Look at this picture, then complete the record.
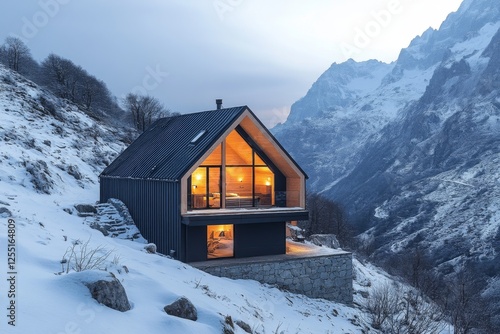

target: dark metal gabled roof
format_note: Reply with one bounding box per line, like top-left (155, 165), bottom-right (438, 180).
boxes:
top-left (101, 106), bottom-right (248, 180)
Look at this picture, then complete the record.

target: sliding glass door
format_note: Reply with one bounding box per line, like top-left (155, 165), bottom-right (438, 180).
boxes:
top-left (191, 166), bottom-right (221, 209)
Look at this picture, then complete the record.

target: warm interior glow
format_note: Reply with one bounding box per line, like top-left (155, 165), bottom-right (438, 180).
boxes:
top-left (207, 224), bottom-right (234, 259)
top-left (190, 129), bottom-right (275, 209)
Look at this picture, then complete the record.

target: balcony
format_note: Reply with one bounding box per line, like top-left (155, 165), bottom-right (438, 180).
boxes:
top-left (183, 191), bottom-right (308, 226)
top-left (188, 191), bottom-right (300, 211)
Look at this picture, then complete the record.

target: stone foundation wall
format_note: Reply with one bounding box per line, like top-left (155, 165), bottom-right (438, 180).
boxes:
top-left (198, 253), bottom-right (353, 304)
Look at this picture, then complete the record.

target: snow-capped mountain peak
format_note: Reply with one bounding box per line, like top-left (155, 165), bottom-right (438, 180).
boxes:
top-left (274, 0), bottom-right (500, 329)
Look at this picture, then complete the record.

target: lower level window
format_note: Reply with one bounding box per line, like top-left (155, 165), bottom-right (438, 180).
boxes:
top-left (207, 224), bottom-right (234, 259)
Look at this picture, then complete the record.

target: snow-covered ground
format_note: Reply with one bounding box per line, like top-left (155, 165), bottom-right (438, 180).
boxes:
top-left (0, 185), bottom-right (375, 334)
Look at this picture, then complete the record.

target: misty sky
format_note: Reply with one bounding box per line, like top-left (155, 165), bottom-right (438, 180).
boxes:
top-left (0, 0), bottom-right (463, 127)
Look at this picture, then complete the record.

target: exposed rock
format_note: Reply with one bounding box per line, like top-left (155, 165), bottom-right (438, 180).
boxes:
top-left (67, 164), bottom-right (83, 180)
top-left (287, 223), bottom-right (305, 242)
top-left (223, 315), bottom-right (235, 334)
top-left (63, 207), bottom-right (73, 215)
top-left (24, 159), bottom-right (53, 194)
top-left (164, 297), bottom-right (197, 321)
top-left (308, 234), bottom-right (341, 249)
top-left (75, 204), bottom-right (97, 216)
top-left (0, 207), bottom-right (12, 218)
top-left (89, 222), bottom-right (109, 236)
top-left (85, 277), bottom-right (131, 312)
top-left (235, 320), bottom-right (252, 333)
top-left (144, 243), bottom-right (157, 253)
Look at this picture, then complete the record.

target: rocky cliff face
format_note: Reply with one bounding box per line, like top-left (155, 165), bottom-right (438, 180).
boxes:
top-left (274, 0), bottom-right (500, 328)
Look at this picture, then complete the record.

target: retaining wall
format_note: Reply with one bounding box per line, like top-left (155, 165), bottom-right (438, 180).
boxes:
top-left (195, 252), bottom-right (353, 304)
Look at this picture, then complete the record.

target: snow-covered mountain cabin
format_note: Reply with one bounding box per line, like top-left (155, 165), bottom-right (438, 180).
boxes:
top-left (100, 101), bottom-right (308, 262)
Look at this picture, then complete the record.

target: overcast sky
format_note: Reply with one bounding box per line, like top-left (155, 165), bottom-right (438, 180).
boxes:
top-left (0, 0), bottom-right (463, 127)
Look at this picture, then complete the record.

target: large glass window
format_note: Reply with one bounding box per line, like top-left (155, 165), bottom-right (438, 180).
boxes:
top-left (189, 129), bottom-right (275, 210)
top-left (255, 166), bottom-right (274, 206)
top-left (191, 166), bottom-right (221, 209)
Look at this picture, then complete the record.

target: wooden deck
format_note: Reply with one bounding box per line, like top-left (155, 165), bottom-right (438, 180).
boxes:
top-left (189, 240), bottom-right (349, 269)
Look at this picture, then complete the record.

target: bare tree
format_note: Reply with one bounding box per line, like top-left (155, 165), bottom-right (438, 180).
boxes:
top-left (40, 53), bottom-right (116, 116)
top-left (366, 283), bottom-right (400, 330)
top-left (0, 37), bottom-right (39, 78)
top-left (367, 283), bottom-right (446, 334)
top-left (303, 192), bottom-right (352, 247)
top-left (0, 37), bottom-right (31, 72)
top-left (123, 93), bottom-right (171, 132)
top-left (40, 54), bottom-right (78, 99)
top-left (443, 269), bottom-right (491, 334)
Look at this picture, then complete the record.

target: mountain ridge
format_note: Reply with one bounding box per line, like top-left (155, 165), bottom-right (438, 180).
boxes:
top-left (273, 0), bottom-right (500, 330)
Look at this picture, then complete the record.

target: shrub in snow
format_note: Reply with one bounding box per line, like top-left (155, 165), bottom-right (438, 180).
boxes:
top-left (24, 159), bottom-right (54, 194)
top-left (85, 275), bottom-right (131, 312)
top-left (2, 73), bottom-right (15, 85)
top-left (366, 283), bottom-right (445, 333)
top-left (61, 238), bottom-right (113, 273)
top-left (37, 96), bottom-right (58, 118)
top-left (164, 297), bottom-right (198, 321)
top-left (144, 243), bottom-right (157, 253)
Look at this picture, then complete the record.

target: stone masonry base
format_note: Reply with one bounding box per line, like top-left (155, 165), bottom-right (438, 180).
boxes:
top-left (194, 253), bottom-right (353, 304)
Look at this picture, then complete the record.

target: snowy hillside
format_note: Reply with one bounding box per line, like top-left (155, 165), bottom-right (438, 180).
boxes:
top-left (0, 64), bottom-right (407, 333)
top-left (274, 0), bottom-right (500, 330)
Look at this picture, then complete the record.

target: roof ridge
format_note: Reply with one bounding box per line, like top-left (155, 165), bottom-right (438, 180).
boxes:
top-left (163, 105), bottom-right (248, 119)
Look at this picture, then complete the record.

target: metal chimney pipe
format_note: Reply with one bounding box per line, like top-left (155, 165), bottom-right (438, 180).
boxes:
top-left (216, 99), bottom-right (222, 110)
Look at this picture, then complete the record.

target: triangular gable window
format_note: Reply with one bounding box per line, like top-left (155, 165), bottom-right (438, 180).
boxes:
top-left (188, 128), bottom-right (276, 209)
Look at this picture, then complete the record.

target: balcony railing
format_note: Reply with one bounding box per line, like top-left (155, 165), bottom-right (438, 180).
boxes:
top-left (188, 191), bottom-right (301, 210)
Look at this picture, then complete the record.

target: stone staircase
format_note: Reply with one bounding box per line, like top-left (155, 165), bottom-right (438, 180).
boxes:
top-left (80, 198), bottom-right (147, 243)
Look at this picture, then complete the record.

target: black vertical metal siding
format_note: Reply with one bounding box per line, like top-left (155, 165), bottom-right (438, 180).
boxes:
top-left (234, 222), bottom-right (286, 258)
top-left (99, 176), bottom-right (183, 260)
top-left (185, 226), bottom-right (207, 262)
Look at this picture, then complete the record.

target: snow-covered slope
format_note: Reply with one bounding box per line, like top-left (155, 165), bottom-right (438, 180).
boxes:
top-left (274, 0), bottom-right (500, 330)
top-left (0, 64), bottom-right (398, 333)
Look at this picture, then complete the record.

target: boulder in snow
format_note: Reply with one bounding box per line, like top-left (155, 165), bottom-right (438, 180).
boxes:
top-left (308, 234), bottom-right (341, 249)
top-left (0, 207), bottom-right (12, 218)
top-left (164, 297), bottom-right (197, 321)
top-left (74, 204), bottom-right (97, 217)
top-left (144, 243), bottom-right (157, 253)
top-left (85, 276), bottom-right (131, 312)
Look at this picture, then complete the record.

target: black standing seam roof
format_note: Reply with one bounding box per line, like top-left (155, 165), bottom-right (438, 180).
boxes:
top-left (101, 106), bottom-right (248, 180)
top-left (100, 105), bottom-right (308, 181)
